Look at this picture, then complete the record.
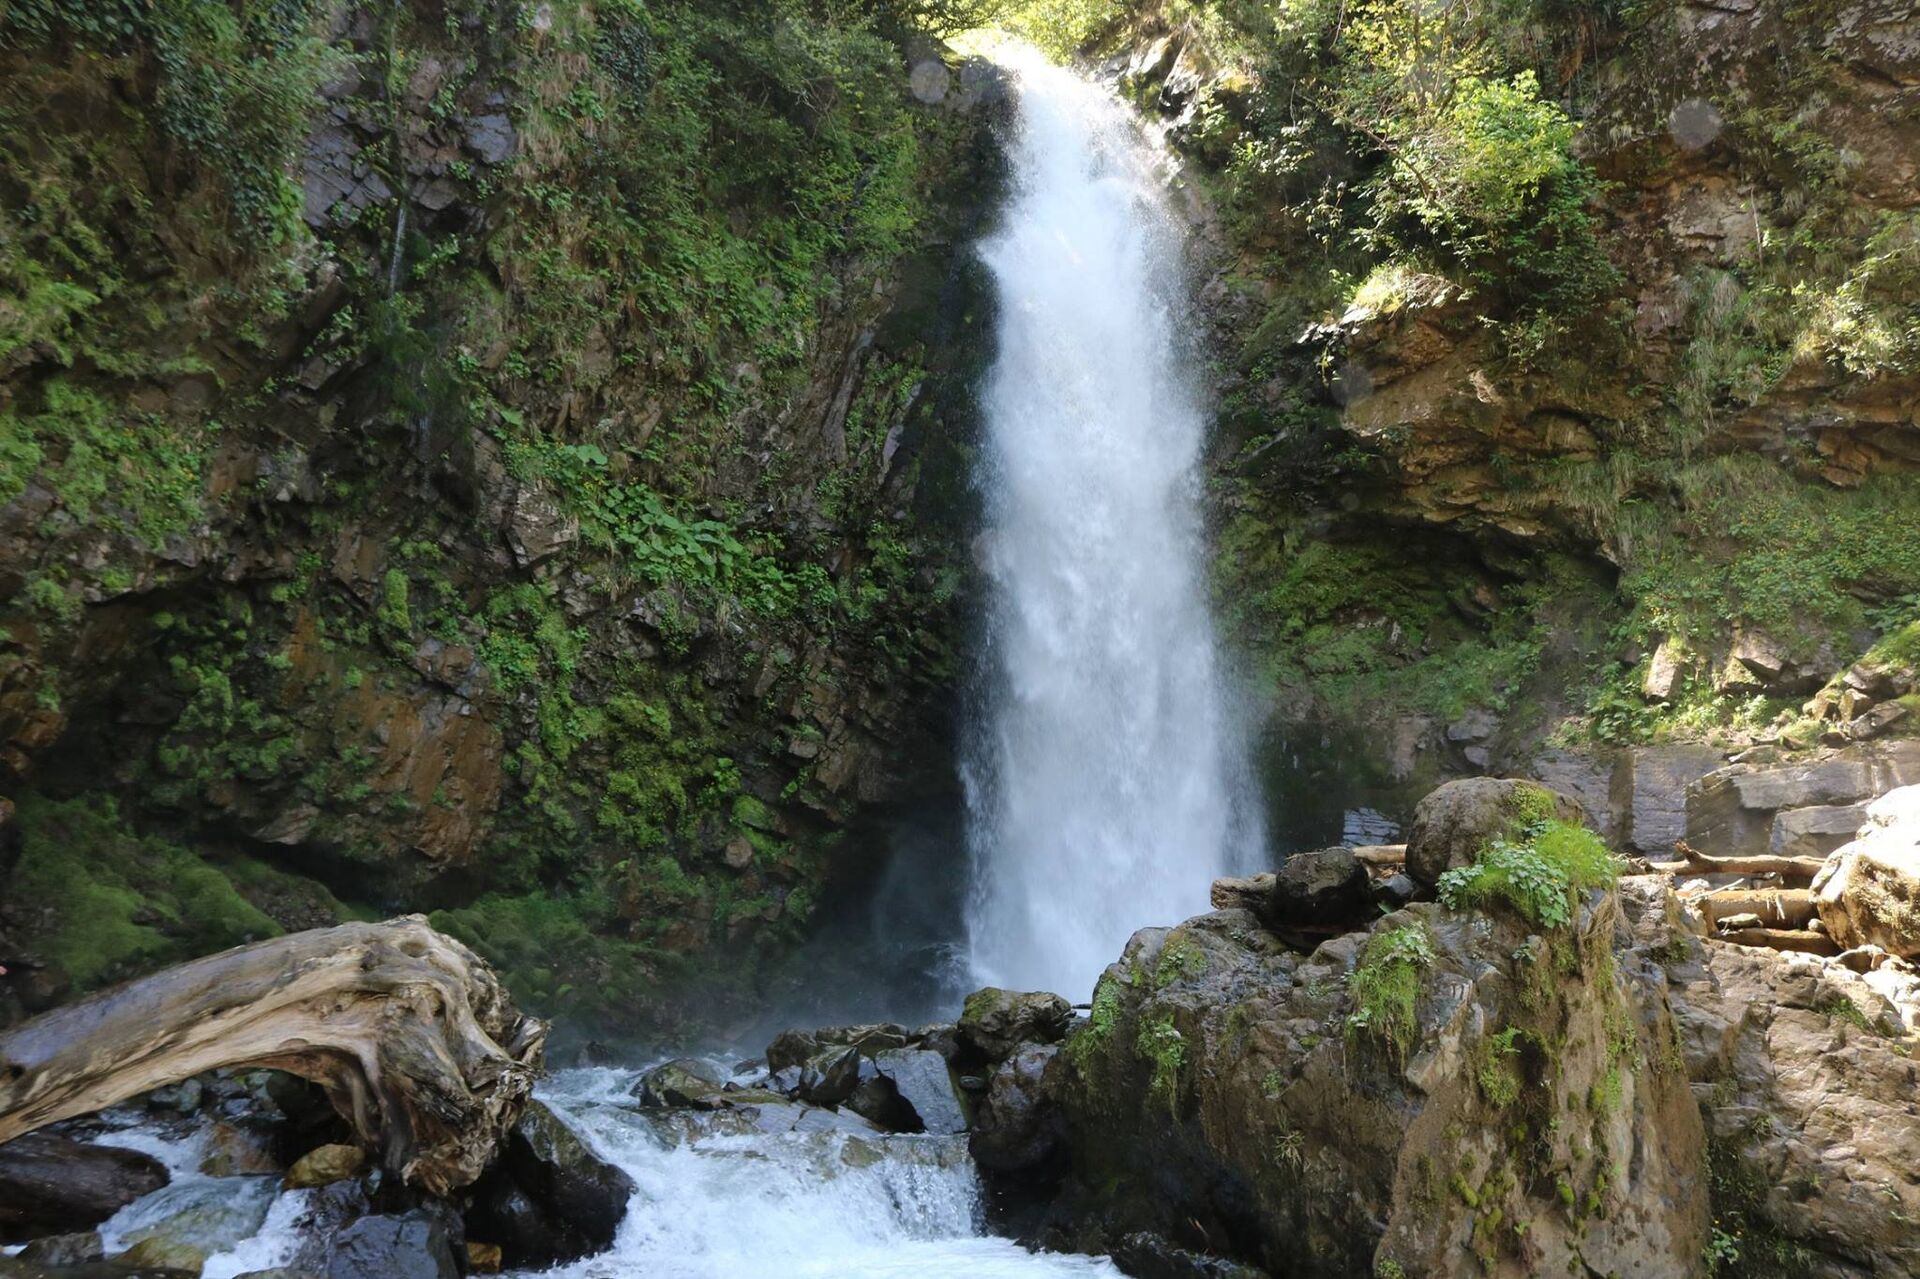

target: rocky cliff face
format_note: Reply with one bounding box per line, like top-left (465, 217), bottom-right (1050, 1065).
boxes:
top-left (0, 0), bottom-right (1006, 1033)
top-left (1076, 0), bottom-right (1920, 839)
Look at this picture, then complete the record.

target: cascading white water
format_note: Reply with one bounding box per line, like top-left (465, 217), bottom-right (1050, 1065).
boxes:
top-left (964, 49), bottom-right (1259, 1000)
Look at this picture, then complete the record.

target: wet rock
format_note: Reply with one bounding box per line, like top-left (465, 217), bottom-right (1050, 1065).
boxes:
top-left (0, 1133), bottom-right (169, 1241)
top-left (957, 988), bottom-right (1072, 1061)
top-left (796, 1046), bottom-right (864, 1106)
top-left (1370, 872), bottom-right (1419, 910)
top-left (466, 1100), bottom-right (633, 1268)
top-left (116, 1235), bottom-right (210, 1272)
top-left (968, 1043), bottom-right (1061, 1174)
top-left (1269, 846), bottom-right (1369, 925)
top-left (284, 1144), bottom-right (364, 1189)
top-left (1813, 786), bottom-right (1920, 956)
top-left (199, 1120), bottom-right (283, 1177)
top-left (113, 1176), bottom-right (278, 1267)
top-left (1404, 777), bottom-right (1587, 886)
top-left (327, 1210), bottom-right (458, 1279)
top-left (873, 1048), bottom-right (967, 1135)
top-left (764, 1024), bottom-right (913, 1074)
top-left (1112, 1232), bottom-right (1267, 1279)
top-left (17, 1230), bottom-right (104, 1265)
top-left (633, 1057), bottom-right (726, 1109)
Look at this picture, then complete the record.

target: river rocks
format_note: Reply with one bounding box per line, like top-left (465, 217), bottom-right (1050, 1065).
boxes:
top-left (1812, 786), bottom-right (1920, 956)
top-left (956, 989), bottom-right (1072, 1061)
top-left (0, 1133), bottom-right (169, 1241)
top-left (796, 1046), bottom-right (866, 1106)
top-left (112, 1175), bottom-right (280, 1269)
top-left (1269, 846), bottom-right (1369, 924)
top-left (327, 1210), bottom-right (459, 1279)
top-left (765, 1024), bottom-right (914, 1074)
top-left (872, 1049), bottom-right (967, 1135)
top-left (969, 1044), bottom-right (1063, 1174)
top-left (17, 1230), bottom-right (105, 1265)
top-left (633, 1058), bottom-right (727, 1109)
top-left (1404, 777), bottom-right (1587, 886)
top-left (283, 1144), bottom-right (364, 1189)
top-left (1047, 884), bottom-right (1706, 1276)
top-left (465, 1099), bottom-right (634, 1269)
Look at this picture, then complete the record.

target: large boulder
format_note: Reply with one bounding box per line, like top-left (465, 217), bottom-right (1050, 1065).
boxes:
top-left (1049, 886), bottom-right (1706, 1277)
top-left (968, 1043), bottom-right (1062, 1174)
top-left (1684, 741), bottom-right (1920, 860)
top-left (466, 1100), bottom-right (634, 1268)
top-left (0, 1133), bottom-right (169, 1242)
top-left (765, 1024), bottom-right (914, 1075)
top-left (1268, 846), bottom-right (1369, 924)
top-left (957, 989), bottom-right (1072, 1061)
top-left (872, 1049), bottom-right (967, 1135)
top-left (1404, 778), bottom-right (1587, 887)
top-left (1813, 786), bottom-right (1920, 956)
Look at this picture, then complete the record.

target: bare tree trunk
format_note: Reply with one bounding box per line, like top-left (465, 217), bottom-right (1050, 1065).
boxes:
top-left (0, 916), bottom-right (546, 1196)
top-left (1696, 888), bottom-right (1818, 930)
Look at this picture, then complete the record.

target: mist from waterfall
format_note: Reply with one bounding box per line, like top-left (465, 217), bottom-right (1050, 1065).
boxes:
top-left (963, 48), bottom-right (1262, 1002)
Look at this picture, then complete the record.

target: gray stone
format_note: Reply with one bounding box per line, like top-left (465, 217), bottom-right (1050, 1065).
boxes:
top-left (1269, 845), bottom-right (1370, 924)
top-left (957, 989), bottom-right (1072, 1061)
top-left (1612, 745), bottom-right (1724, 856)
top-left (327, 1211), bottom-right (458, 1279)
top-left (1770, 802), bottom-right (1869, 859)
top-left (796, 1046), bottom-right (864, 1106)
top-left (873, 1048), bottom-right (967, 1135)
top-left (0, 1133), bottom-right (169, 1240)
top-left (969, 1043), bottom-right (1061, 1173)
top-left (633, 1057), bottom-right (726, 1109)
top-left (462, 113), bottom-right (516, 165)
top-left (468, 1099), bottom-right (634, 1268)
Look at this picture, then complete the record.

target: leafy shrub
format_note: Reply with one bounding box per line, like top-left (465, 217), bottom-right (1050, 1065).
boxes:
top-left (1438, 817), bottom-right (1619, 930)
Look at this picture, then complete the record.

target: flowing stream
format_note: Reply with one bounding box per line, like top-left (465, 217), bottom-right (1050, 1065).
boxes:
top-left (964, 48), bottom-right (1258, 1001)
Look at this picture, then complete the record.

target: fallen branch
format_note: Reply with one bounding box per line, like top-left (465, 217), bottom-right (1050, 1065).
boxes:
top-left (0, 916), bottom-right (546, 1195)
top-left (1713, 927), bottom-right (1840, 957)
top-left (1698, 888), bottom-right (1817, 931)
top-left (1649, 840), bottom-right (1826, 881)
top-left (1351, 845), bottom-right (1407, 868)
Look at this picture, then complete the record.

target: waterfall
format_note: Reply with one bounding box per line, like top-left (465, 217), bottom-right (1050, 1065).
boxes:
top-left (963, 50), bottom-right (1261, 1001)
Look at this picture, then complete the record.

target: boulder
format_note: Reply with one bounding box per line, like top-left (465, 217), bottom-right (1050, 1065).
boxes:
top-left (872, 1049), bottom-right (967, 1135)
top-left (968, 1043), bottom-right (1062, 1174)
top-left (632, 1058), bottom-right (727, 1109)
top-left (284, 1144), bottom-right (364, 1189)
top-left (1688, 742), bottom-right (1920, 860)
top-left (1608, 744), bottom-right (1724, 856)
top-left (1269, 846), bottom-right (1369, 924)
top-left (1208, 874), bottom-right (1273, 915)
top-left (1770, 801), bottom-right (1869, 859)
top-left (0, 1133), bottom-right (169, 1241)
top-left (17, 1230), bottom-right (104, 1265)
top-left (327, 1210), bottom-right (459, 1279)
top-left (957, 989), bottom-right (1073, 1061)
top-left (795, 1047), bottom-right (865, 1106)
top-left (1404, 778), bottom-right (1587, 887)
top-left (1050, 893), bottom-right (1706, 1277)
top-left (466, 1100), bottom-right (634, 1269)
top-left (764, 1024), bottom-right (913, 1074)
top-left (1813, 786), bottom-right (1920, 956)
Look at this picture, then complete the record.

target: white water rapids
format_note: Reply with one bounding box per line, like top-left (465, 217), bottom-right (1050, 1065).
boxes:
top-left (964, 48), bottom-right (1258, 1000)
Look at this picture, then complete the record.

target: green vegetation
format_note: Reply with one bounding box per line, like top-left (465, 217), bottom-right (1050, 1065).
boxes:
top-left (1346, 922), bottom-right (1435, 1062)
top-left (1137, 1012), bottom-right (1187, 1112)
top-left (10, 794), bottom-right (283, 990)
top-left (1437, 793), bottom-right (1619, 930)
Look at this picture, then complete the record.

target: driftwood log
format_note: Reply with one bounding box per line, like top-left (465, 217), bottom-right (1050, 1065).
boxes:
top-left (1697, 888), bottom-right (1818, 931)
top-left (1650, 840), bottom-right (1826, 881)
top-left (1716, 927), bottom-right (1841, 957)
top-left (0, 916), bottom-right (546, 1195)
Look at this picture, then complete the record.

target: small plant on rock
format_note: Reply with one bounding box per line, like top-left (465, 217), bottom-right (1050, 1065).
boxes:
top-left (1347, 923), bottom-right (1436, 1061)
top-left (1438, 816), bottom-right (1619, 931)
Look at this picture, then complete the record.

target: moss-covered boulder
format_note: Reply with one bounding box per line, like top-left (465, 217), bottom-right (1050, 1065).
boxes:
top-left (1045, 882), bottom-right (1707, 1276)
top-left (1405, 778), bottom-right (1589, 887)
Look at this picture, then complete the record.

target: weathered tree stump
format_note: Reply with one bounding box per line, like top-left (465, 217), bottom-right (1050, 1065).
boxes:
top-left (0, 916), bottom-right (546, 1195)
